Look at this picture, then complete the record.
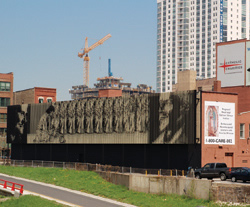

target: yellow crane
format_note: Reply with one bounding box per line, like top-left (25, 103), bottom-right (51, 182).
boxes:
top-left (78, 34), bottom-right (112, 87)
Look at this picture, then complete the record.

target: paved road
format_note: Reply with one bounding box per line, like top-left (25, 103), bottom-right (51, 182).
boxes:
top-left (202, 178), bottom-right (250, 185)
top-left (0, 174), bottom-right (136, 207)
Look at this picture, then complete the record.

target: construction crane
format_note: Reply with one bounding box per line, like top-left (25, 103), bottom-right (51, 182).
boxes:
top-left (78, 34), bottom-right (112, 87)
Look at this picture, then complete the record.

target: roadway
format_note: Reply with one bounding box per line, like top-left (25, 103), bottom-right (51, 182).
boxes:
top-left (203, 178), bottom-right (250, 185)
top-left (0, 173), bottom-right (136, 207)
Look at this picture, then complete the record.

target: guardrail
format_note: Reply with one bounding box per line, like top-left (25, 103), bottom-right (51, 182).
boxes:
top-left (0, 159), bottom-right (188, 177)
top-left (0, 179), bottom-right (24, 194)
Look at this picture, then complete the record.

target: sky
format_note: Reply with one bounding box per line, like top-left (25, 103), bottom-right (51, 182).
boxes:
top-left (0, 0), bottom-right (157, 101)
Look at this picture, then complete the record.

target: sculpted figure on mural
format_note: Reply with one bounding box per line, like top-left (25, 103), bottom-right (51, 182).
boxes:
top-left (159, 98), bottom-right (171, 121)
top-left (60, 101), bottom-right (68, 134)
top-left (17, 111), bottom-right (26, 135)
top-left (34, 104), bottom-right (65, 143)
top-left (103, 98), bottom-right (113, 133)
top-left (145, 96), bottom-right (149, 130)
top-left (123, 97), bottom-right (130, 133)
top-left (136, 95), bottom-right (142, 132)
top-left (113, 97), bottom-right (123, 133)
top-left (94, 98), bottom-right (104, 133)
top-left (128, 96), bottom-right (136, 132)
top-left (35, 105), bottom-right (53, 142)
top-left (76, 100), bottom-right (86, 133)
top-left (86, 98), bottom-right (95, 133)
top-left (141, 95), bottom-right (148, 132)
top-left (68, 101), bottom-right (77, 134)
top-left (51, 102), bottom-right (60, 136)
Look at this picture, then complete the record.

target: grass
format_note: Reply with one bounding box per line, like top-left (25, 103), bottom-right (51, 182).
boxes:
top-left (0, 195), bottom-right (67, 207)
top-left (0, 165), bottom-right (248, 207)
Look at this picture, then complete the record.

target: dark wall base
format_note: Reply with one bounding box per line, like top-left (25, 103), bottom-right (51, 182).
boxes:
top-left (11, 144), bottom-right (201, 170)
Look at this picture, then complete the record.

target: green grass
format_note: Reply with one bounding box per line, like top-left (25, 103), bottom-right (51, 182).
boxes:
top-left (0, 195), bottom-right (66, 207)
top-left (0, 165), bottom-right (247, 207)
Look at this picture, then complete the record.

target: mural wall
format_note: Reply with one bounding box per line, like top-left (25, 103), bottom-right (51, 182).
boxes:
top-left (8, 91), bottom-right (196, 144)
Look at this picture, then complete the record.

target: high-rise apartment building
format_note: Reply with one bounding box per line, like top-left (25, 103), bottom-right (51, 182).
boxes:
top-left (156, 0), bottom-right (250, 92)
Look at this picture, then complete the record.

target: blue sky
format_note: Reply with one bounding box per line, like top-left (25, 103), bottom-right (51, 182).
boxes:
top-left (0, 0), bottom-right (157, 101)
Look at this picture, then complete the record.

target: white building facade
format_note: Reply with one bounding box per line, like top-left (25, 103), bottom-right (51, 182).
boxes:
top-left (157, 0), bottom-right (250, 92)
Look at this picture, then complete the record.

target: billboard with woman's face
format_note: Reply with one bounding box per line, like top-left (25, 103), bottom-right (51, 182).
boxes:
top-left (205, 101), bottom-right (235, 145)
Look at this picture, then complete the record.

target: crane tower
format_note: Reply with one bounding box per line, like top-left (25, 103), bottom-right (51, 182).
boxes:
top-left (78, 34), bottom-right (111, 87)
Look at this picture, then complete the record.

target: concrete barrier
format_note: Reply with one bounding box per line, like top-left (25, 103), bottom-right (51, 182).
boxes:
top-left (97, 171), bottom-right (250, 203)
top-left (0, 187), bottom-right (20, 198)
top-left (97, 171), bottom-right (211, 200)
top-left (97, 171), bottom-right (130, 189)
top-left (211, 183), bottom-right (250, 204)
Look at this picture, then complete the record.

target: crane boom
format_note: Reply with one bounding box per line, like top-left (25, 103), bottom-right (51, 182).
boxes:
top-left (78, 34), bottom-right (111, 58)
top-left (78, 34), bottom-right (111, 87)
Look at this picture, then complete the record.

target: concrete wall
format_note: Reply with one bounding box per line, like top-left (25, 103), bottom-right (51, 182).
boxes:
top-left (98, 171), bottom-right (250, 204)
top-left (211, 183), bottom-right (250, 203)
top-left (97, 171), bottom-right (212, 200)
top-left (97, 171), bottom-right (130, 189)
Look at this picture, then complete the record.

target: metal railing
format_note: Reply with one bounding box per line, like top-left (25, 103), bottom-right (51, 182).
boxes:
top-left (0, 179), bottom-right (24, 194)
top-left (0, 159), bottom-right (188, 177)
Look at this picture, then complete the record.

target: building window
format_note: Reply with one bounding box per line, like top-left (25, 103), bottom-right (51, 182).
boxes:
top-left (38, 97), bottom-right (44, 103)
top-left (47, 98), bottom-right (52, 103)
top-left (240, 124), bottom-right (245, 139)
top-left (0, 98), bottom-right (10, 107)
top-left (0, 82), bottom-right (10, 91)
top-left (0, 114), bottom-right (7, 123)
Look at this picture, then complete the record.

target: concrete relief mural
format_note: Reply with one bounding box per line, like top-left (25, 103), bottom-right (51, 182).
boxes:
top-left (31, 95), bottom-right (150, 143)
top-left (8, 104), bottom-right (29, 143)
top-left (34, 104), bottom-right (65, 143)
top-left (7, 91), bottom-right (196, 145)
top-left (157, 91), bottom-right (195, 144)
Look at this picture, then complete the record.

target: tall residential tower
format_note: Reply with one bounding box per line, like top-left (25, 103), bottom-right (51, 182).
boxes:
top-left (157, 0), bottom-right (250, 92)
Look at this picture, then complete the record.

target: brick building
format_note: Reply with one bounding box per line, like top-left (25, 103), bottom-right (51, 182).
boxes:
top-left (201, 91), bottom-right (250, 167)
top-left (0, 73), bottom-right (13, 138)
top-left (170, 39), bottom-right (250, 167)
top-left (14, 87), bottom-right (56, 105)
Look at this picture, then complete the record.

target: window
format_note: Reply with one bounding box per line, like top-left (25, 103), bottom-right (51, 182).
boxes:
top-left (0, 82), bottom-right (10, 91)
top-left (0, 114), bottom-right (7, 123)
top-left (204, 164), bottom-right (210, 169)
top-left (240, 124), bottom-right (245, 139)
top-left (0, 98), bottom-right (10, 107)
top-left (38, 98), bottom-right (44, 103)
top-left (47, 98), bottom-right (52, 103)
top-left (216, 163), bottom-right (227, 168)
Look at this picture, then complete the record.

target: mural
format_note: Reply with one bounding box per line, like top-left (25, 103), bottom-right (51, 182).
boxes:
top-left (7, 91), bottom-right (196, 144)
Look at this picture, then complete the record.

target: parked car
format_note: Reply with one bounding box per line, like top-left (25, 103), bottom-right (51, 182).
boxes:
top-left (230, 167), bottom-right (250, 183)
top-left (195, 162), bottom-right (239, 181)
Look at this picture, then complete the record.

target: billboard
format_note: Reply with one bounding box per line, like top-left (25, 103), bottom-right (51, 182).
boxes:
top-left (246, 42), bottom-right (250, 86)
top-left (217, 42), bottom-right (245, 87)
top-left (204, 101), bottom-right (235, 145)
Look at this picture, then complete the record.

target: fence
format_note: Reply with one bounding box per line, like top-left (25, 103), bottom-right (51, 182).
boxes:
top-left (0, 179), bottom-right (24, 194)
top-left (0, 159), bottom-right (188, 177)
